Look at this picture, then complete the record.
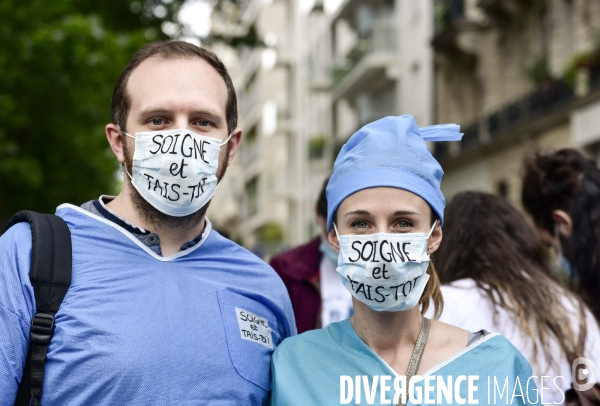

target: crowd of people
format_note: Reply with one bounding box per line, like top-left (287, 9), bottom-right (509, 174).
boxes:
top-left (1, 40), bottom-right (599, 405)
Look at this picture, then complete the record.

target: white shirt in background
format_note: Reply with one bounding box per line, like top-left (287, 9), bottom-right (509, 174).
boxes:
top-left (426, 278), bottom-right (600, 405)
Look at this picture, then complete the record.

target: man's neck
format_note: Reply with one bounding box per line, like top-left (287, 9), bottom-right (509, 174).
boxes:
top-left (106, 190), bottom-right (206, 256)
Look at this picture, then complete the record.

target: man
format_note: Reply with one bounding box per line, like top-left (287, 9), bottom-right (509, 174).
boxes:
top-left (0, 41), bottom-right (296, 405)
top-left (270, 177), bottom-right (352, 333)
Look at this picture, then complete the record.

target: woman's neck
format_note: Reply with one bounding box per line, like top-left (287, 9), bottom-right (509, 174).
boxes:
top-left (351, 300), bottom-right (422, 353)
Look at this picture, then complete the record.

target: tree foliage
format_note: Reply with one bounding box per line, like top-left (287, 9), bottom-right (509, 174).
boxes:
top-left (0, 0), bottom-right (184, 224)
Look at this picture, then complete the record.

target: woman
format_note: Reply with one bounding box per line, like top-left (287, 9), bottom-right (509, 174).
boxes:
top-left (522, 148), bottom-right (600, 322)
top-left (431, 191), bottom-right (600, 405)
top-left (270, 116), bottom-right (537, 405)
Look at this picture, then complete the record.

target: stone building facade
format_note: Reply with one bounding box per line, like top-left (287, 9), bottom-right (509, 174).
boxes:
top-left (433, 0), bottom-right (600, 205)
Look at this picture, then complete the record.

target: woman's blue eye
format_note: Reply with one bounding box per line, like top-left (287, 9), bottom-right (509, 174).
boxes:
top-left (398, 220), bottom-right (411, 228)
top-left (352, 220), bottom-right (368, 228)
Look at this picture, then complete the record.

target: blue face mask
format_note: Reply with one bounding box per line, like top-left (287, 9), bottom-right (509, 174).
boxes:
top-left (319, 238), bottom-right (339, 265)
top-left (555, 223), bottom-right (576, 278)
top-left (558, 254), bottom-right (575, 277)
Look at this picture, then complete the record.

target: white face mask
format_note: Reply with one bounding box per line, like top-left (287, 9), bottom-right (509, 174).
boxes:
top-left (121, 128), bottom-right (232, 217)
top-left (334, 222), bottom-right (436, 312)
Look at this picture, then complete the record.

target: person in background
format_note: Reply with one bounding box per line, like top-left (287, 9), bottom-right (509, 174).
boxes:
top-left (430, 191), bottom-right (600, 404)
top-left (270, 177), bottom-right (353, 333)
top-left (522, 148), bottom-right (600, 322)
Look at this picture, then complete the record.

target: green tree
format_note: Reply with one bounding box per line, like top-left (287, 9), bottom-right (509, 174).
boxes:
top-left (0, 0), bottom-right (184, 225)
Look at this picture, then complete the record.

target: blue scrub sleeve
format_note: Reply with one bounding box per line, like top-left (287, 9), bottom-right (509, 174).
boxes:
top-left (0, 223), bottom-right (36, 405)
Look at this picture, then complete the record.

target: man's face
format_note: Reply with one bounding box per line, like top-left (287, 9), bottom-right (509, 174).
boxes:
top-left (125, 55), bottom-right (230, 160)
top-left (121, 56), bottom-right (233, 228)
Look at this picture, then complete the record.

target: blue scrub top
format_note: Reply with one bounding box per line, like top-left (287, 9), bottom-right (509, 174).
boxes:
top-left (0, 204), bottom-right (296, 405)
top-left (271, 319), bottom-right (539, 405)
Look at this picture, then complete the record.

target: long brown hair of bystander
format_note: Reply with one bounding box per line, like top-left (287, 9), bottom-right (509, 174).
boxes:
top-left (434, 191), bottom-right (586, 371)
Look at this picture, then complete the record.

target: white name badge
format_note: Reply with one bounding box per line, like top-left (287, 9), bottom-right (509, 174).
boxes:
top-left (235, 308), bottom-right (274, 349)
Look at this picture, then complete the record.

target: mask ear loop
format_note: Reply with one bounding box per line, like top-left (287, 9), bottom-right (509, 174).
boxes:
top-left (219, 132), bottom-right (234, 146)
top-left (426, 220), bottom-right (437, 253)
top-left (116, 125), bottom-right (135, 180)
top-left (426, 220), bottom-right (437, 239)
top-left (117, 125), bottom-right (135, 139)
top-left (332, 222), bottom-right (341, 253)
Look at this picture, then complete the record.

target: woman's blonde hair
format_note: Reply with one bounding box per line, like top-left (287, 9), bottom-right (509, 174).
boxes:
top-left (420, 261), bottom-right (443, 319)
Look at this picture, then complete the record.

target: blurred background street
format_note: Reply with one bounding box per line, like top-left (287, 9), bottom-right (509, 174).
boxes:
top-left (2, 0), bottom-right (600, 259)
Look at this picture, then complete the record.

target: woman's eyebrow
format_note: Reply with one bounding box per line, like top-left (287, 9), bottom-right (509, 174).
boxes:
top-left (344, 210), bottom-right (371, 216)
top-left (392, 210), bottom-right (421, 216)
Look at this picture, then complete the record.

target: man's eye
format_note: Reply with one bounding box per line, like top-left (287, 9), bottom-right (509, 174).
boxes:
top-left (351, 220), bottom-right (368, 229)
top-left (150, 118), bottom-right (164, 125)
top-left (198, 119), bottom-right (212, 127)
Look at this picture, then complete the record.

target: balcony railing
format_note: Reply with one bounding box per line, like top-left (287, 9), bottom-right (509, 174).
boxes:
top-left (433, 66), bottom-right (600, 161)
top-left (332, 23), bottom-right (397, 87)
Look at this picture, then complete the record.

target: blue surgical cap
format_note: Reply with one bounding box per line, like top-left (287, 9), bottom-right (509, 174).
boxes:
top-left (326, 115), bottom-right (462, 231)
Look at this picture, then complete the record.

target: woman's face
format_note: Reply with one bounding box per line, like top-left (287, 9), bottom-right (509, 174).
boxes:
top-left (328, 187), bottom-right (442, 252)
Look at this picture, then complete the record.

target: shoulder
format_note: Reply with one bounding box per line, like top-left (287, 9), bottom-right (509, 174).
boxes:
top-left (55, 203), bottom-right (117, 236)
top-left (1, 221), bottom-right (32, 247)
top-left (435, 279), bottom-right (496, 326)
top-left (439, 279), bottom-right (488, 308)
top-left (204, 229), bottom-right (274, 270)
top-left (422, 319), bottom-right (469, 371)
top-left (204, 230), bottom-right (289, 288)
top-left (1, 222), bottom-right (33, 267)
top-left (473, 334), bottom-right (532, 368)
top-left (0, 222), bottom-right (36, 322)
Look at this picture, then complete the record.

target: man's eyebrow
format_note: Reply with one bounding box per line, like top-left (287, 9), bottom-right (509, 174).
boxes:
top-left (138, 108), bottom-right (224, 123)
top-left (190, 109), bottom-right (224, 123)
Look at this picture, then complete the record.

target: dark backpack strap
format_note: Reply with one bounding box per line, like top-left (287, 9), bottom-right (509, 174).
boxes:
top-left (6, 211), bottom-right (72, 406)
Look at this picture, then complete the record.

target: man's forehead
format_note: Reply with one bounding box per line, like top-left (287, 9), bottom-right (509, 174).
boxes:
top-left (126, 55), bottom-right (228, 115)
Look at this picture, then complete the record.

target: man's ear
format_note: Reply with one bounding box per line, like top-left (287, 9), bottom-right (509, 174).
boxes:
top-left (226, 128), bottom-right (243, 166)
top-left (106, 123), bottom-right (126, 164)
top-left (552, 210), bottom-right (573, 236)
top-left (427, 221), bottom-right (443, 254)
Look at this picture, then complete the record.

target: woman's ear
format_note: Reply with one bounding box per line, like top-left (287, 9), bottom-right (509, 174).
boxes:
top-left (551, 210), bottom-right (573, 237)
top-left (328, 224), bottom-right (339, 253)
top-left (427, 221), bottom-right (443, 254)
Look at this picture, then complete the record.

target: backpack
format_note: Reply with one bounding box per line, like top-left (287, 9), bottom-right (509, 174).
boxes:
top-left (5, 210), bottom-right (72, 406)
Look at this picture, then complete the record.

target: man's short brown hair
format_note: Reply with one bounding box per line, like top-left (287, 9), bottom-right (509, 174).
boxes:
top-left (111, 41), bottom-right (238, 133)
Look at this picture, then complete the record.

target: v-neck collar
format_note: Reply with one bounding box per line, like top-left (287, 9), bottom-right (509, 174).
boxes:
top-left (56, 203), bottom-right (212, 262)
top-left (339, 318), bottom-right (500, 377)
